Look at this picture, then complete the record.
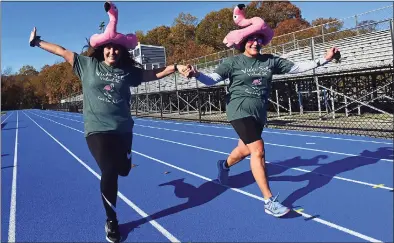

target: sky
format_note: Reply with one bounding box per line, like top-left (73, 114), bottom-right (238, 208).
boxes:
top-left (1, 1), bottom-right (392, 74)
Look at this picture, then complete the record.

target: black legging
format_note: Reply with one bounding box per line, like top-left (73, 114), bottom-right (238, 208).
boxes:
top-left (86, 132), bottom-right (133, 221)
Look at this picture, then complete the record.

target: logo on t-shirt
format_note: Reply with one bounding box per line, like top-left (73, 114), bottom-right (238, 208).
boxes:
top-left (252, 79), bottom-right (262, 85)
top-left (96, 71), bottom-right (129, 83)
top-left (241, 66), bottom-right (271, 77)
top-left (98, 82), bottom-right (123, 104)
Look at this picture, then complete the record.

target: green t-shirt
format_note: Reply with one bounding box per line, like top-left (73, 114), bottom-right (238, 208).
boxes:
top-left (215, 54), bottom-right (294, 125)
top-left (72, 53), bottom-right (143, 137)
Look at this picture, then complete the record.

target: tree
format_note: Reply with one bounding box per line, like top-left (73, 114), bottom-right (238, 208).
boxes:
top-left (357, 20), bottom-right (377, 34)
top-left (274, 18), bottom-right (311, 36)
top-left (170, 12), bottom-right (198, 45)
top-left (143, 26), bottom-right (172, 46)
top-left (99, 21), bottom-right (105, 33)
top-left (135, 30), bottom-right (145, 44)
top-left (2, 66), bottom-right (13, 76)
top-left (18, 65), bottom-right (39, 76)
top-left (195, 8), bottom-right (234, 51)
top-left (246, 0), bottom-right (302, 29)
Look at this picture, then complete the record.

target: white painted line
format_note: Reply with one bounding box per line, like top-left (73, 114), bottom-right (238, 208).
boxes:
top-left (134, 124), bottom-right (393, 163)
top-left (27, 111), bottom-right (384, 242)
top-left (132, 151), bottom-right (383, 243)
top-left (33, 112), bottom-right (394, 163)
top-left (23, 112), bottom-right (180, 243)
top-left (134, 117), bottom-right (393, 145)
top-left (8, 111), bottom-right (18, 242)
top-left (133, 133), bottom-right (394, 191)
top-left (306, 143), bottom-right (315, 145)
top-left (38, 112), bottom-right (83, 123)
top-left (43, 111), bottom-right (393, 145)
top-left (29, 111), bottom-right (394, 192)
top-left (45, 110), bottom-right (81, 118)
top-left (2, 111), bottom-right (13, 124)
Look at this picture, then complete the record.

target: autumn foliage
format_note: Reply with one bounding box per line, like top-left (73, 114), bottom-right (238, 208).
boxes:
top-left (1, 1), bottom-right (370, 110)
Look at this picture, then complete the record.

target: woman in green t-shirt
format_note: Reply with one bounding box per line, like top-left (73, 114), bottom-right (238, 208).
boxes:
top-left (186, 4), bottom-right (340, 218)
top-left (29, 2), bottom-right (189, 242)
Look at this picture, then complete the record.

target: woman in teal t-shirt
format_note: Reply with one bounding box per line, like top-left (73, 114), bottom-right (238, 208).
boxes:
top-left (187, 4), bottom-right (340, 218)
top-left (29, 2), bottom-right (189, 242)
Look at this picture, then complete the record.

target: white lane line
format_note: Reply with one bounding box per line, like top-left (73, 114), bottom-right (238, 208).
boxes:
top-left (28, 111), bottom-right (394, 191)
top-left (23, 111), bottom-right (180, 243)
top-left (8, 111), bottom-right (19, 242)
top-left (134, 117), bottom-right (393, 145)
top-left (32, 112), bottom-right (394, 163)
top-left (132, 151), bottom-right (383, 243)
top-left (133, 133), bottom-right (394, 191)
top-left (2, 111), bottom-right (13, 124)
top-left (43, 111), bottom-right (393, 145)
top-left (28, 111), bottom-right (384, 242)
top-left (133, 124), bottom-right (393, 163)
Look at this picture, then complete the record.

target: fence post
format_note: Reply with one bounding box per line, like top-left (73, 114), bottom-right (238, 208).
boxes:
top-left (311, 37), bottom-right (322, 119)
top-left (390, 19), bottom-right (394, 65)
top-left (195, 68), bottom-right (202, 122)
top-left (331, 85), bottom-right (335, 119)
top-left (175, 72), bottom-right (181, 115)
top-left (276, 89), bottom-right (280, 117)
top-left (158, 78), bottom-right (163, 119)
top-left (135, 87), bottom-right (139, 116)
top-left (293, 32), bottom-right (296, 49)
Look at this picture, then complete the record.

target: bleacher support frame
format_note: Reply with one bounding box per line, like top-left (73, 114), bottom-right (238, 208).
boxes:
top-left (48, 7), bottom-right (394, 139)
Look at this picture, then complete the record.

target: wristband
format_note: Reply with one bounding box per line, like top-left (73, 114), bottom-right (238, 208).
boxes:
top-left (30, 36), bottom-right (41, 47)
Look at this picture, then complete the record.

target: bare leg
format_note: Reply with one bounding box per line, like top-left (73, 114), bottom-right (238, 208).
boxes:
top-left (226, 139), bottom-right (251, 167)
top-left (246, 139), bottom-right (272, 199)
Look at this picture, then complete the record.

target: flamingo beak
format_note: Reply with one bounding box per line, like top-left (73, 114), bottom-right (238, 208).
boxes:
top-left (104, 2), bottom-right (111, 12)
top-left (237, 4), bottom-right (245, 10)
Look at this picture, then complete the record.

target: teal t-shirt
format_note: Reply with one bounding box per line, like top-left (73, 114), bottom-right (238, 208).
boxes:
top-left (72, 53), bottom-right (143, 137)
top-left (215, 54), bottom-right (294, 125)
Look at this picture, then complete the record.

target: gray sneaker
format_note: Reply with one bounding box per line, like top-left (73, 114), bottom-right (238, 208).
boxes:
top-left (264, 194), bottom-right (290, 217)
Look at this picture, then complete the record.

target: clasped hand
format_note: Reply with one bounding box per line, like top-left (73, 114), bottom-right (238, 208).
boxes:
top-left (176, 64), bottom-right (197, 79)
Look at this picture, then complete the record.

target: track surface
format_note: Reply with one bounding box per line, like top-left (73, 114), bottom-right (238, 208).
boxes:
top-left (1, 110), bottom-right (393, 242)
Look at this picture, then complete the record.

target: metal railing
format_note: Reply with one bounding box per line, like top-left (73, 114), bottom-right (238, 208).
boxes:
top-left (178, 5), bottom-right (392, 68)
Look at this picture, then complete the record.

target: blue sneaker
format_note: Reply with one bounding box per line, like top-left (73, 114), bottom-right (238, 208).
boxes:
top-left (217, 160), bottom-right (230, 184)
top-left (264, 194), bottom-right (290, 217)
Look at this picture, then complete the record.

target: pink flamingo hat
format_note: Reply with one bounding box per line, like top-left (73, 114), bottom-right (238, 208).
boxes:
top-left (223, 4), bottom-right (274, 49)
top-left (89, 1), bottom-right (138, 49)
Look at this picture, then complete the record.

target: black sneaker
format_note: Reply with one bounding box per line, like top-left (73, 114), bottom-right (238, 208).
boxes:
top-left (105, 219), bottom-right (121, 243)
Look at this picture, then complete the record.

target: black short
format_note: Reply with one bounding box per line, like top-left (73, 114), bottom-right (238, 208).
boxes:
top-left (86, 132), bottom-right (133, 177)
top-left (230, 116), bottom-right (263, 145)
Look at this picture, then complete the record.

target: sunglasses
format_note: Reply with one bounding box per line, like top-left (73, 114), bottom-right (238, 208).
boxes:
top-left (246, 37), bottom-right (264, 45)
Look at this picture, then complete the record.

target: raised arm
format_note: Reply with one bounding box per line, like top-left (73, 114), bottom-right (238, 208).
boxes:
top-left (275, 47), bottom-right (340, 75)
top-left (29, 27), bottom-right (74, 66)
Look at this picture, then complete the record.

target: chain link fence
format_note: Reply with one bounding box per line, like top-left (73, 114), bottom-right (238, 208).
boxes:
top-left (127, 64), bottom-right (393, 139)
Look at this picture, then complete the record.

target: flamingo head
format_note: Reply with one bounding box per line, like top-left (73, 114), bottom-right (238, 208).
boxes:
top-left (104, 1), bottom-right (118, 16)
top-left (233, 4), bottom-right (246, 25)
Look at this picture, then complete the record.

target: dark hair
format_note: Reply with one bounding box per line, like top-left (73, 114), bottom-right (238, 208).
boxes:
top-left (86, 44), bottom-right (142, 69)
top-left (239, 39), bottom-right (248, 53)
top-left (238, 33), bottom-right (266, 53)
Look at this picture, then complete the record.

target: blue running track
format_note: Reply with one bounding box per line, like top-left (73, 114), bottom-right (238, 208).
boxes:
top-left (2, 109), bottom-right (393, 242)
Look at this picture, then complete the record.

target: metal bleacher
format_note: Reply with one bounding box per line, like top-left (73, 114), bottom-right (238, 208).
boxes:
top-left (63, 6), bottom-right (393, 101)
top-left (134, 21), bottom-right (393, 94)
